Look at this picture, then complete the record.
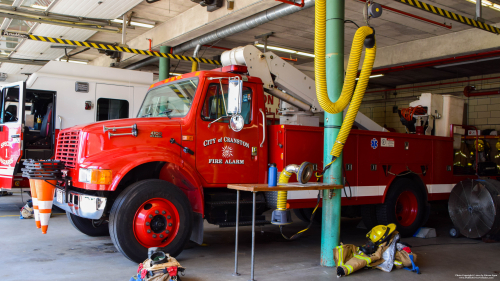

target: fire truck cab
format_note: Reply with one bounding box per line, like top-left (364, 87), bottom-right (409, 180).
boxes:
top-left (0, 61), bottom-right (152, 190)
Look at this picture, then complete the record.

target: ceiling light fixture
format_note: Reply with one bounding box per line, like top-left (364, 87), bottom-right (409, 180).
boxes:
top-left (31, 4), bottom-right (48, 10)
top-left (255, 44), bottom-right (314, 57)
top-left (465, 0), bottom-right (500, 12)
top-left (434, 56), bottom-right (500, 68)
top-left (111, 19), bottom-right (155, 29)
top-left (355, 74), bottom-right (384, 80)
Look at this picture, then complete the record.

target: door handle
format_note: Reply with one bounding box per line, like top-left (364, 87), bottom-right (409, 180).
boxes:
top-left (11, 134), bottom-right (20, 138)
top-left (259, 109), bottom-right (265, 148)
top-left (58, 115), bottom-right (62, 129)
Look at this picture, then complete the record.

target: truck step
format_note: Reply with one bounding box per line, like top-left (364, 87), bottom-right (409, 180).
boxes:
top-left (216, 220), bottom-right (270, 228)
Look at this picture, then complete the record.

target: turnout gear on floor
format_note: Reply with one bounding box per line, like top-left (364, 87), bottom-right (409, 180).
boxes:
top-left (130, 252), bottom-right (185, 281)
top-left (334, 225), bottom-right (420, 277)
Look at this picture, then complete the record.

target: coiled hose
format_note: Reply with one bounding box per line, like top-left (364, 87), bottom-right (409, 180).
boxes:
top-left (315, 0), bottom-right (377, 163)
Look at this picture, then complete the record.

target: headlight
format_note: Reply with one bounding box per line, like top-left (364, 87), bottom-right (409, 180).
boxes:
top-left (79, 168), bottom-right (113, 185)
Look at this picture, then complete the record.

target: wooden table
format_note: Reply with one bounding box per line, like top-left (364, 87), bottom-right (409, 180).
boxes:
top-left (227, 183), bottom-right (343, 281)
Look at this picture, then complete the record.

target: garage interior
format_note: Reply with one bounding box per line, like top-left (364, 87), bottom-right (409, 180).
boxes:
top-left (1, 0), bottom-right (500, 280)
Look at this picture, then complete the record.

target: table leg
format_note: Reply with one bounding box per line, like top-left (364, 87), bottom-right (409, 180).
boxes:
top-left (233, 190), bottom-right (241, 277)
top-left (250, 191), bottom-right (256, 281)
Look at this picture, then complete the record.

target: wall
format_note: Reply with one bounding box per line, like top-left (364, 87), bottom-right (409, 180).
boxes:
top-left (358, 73), bottom-right (500, 133)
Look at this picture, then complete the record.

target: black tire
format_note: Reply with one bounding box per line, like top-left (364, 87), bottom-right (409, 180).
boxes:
top-left (376, 178), bottom-right (426, 237)
top-left (449, 227), bottom-right (460, 238)
top-left (66, 212), bottom-right (109, 237)
top-left (109, 179), bottom-right (193, 263)
top-left (293, 208), bottom-right (322, 223)
top-left (361, 205), bottom-right (379, 229)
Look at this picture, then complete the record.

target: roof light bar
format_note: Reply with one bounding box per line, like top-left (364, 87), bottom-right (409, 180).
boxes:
top-left (255, 44), bottom-right (314, 58)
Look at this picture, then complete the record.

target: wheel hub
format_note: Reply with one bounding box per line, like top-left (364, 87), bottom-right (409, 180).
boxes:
top-left (395, 190), bottom-right (418, 227)
top-left (133, 198), bottom-right (180, 248)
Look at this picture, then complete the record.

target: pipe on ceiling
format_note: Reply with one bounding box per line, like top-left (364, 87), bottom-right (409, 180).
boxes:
top-left (125, 0), bottom-right (314, 70)
top-left (464, 86), bottom-right (500, 97)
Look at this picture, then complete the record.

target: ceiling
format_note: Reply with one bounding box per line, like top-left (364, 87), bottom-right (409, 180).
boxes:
top-left (0, 0), bottom-right (196, 75)
top-left (0, 0), bottom-right (500, 89)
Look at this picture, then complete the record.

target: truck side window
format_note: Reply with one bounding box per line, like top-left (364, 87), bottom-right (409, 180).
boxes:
top-left (1, 88), bottom-right (19, 123)
top-left (201, 83), bottom-right (253, 124)
top-left (96, 98), bottom-right (129, 121)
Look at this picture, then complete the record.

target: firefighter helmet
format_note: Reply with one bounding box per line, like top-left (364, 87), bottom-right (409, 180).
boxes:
top-left (366, 223), bottom-right (396, 245)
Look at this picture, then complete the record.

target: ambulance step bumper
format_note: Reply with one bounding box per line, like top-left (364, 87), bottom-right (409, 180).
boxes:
top-left (53, 189), bottom-right (107, 220)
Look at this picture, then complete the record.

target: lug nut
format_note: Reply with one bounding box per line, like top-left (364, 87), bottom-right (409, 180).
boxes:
top-left (162, 211), bottom-right (166, 215)
top-left (160, 234), bottom-right (164, 238)
top-left (155, 210), bottom-right (159, 214)
top-left (167, 216), bottom-right (171, 219)
top-left (168, 223), bottom-right (172, 227)
top-left (153, 234), bottom-right (157, 238)
top-left (147, 230), bottom-right (151, 233)
top-left (146, 222), bottom-right (150, 226)
top-left (166, 230), bottom-right (170, 234)
top-left (149, 215), bottom-right (153, 219)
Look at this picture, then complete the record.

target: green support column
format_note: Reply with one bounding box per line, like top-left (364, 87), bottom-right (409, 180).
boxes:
top-left (159, 45), bottom-right (170, 81)
top-left (320, 0), bottom-right (344, 267)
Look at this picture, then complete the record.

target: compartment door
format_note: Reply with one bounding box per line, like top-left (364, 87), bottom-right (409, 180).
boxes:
top-left (0, 82), bottom-right (25, 189)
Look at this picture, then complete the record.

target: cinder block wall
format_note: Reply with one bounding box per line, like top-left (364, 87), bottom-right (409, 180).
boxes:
top-left (358, 74), bottom-right (500, 133)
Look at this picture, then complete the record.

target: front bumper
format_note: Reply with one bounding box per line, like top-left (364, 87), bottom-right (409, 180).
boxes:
top-left (53, 189), bottom-right (107, 220)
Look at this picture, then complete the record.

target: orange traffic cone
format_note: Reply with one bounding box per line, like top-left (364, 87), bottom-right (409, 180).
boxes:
top-left (29, 179), bottom-right (41, 229)
top-left (35, 179), bottom-right (57, 234)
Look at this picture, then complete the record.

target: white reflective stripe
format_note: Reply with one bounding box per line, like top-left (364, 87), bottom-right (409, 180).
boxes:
top-left (427, 184), bottom-right (454, 193)
top-left (345, 265), bottom-right (353, 275)
top-left (38, 200), bottom-right (54, 210)
top-left (32, 198), bottom-right (38, 205)
top-left (288, 190), bottom-right (319, 199)
top-left (34, 209), bottom-right (40, 221)
top-left (39, 213), bottom-right (51, 226)
top-left (0, 168), bottom-right (15, 176)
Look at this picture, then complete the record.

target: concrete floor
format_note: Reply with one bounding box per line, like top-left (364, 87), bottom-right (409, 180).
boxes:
top-left (1, 192), bottom-right (499, 281)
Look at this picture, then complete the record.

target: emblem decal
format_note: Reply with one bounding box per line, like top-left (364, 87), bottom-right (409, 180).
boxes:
top-left (150, 131), bottom-right (162, 138)
top-left (222, 146), bottom-right (233, 158)
top-left (371, 138), bottom-right (378, 149)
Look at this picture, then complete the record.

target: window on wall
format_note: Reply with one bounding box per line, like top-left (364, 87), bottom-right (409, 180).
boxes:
top-left (201, 83), bottom-right (253, 124)
top-left (96, 98), bottom-right (129, 121)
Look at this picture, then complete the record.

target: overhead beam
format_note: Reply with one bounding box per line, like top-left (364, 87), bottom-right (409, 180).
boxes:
top-left (393, 0), bottom-right (500, 34)
top-left (0, 12), bottom-right (121, 33)
top-left (0, 57), bottom-right (49, 65)
top-left (0, 4), bottom-right (132, 30)
top-left (347, 20), bottom-right (500, 71)
top-left (90, 0), bottom-right (282, 68)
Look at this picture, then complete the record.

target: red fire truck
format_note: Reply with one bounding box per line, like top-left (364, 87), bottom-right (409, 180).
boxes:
top-left (42, 46), bottom-right (475, 263)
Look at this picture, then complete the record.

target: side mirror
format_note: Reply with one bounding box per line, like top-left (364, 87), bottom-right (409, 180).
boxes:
top-left (227, 78), bottom-right (242, 114)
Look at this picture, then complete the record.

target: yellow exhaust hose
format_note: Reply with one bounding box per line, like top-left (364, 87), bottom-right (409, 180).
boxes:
top-left (314, 0), bottom-right (377, 160)
top-left (276, 170), bottom-right (292, 211)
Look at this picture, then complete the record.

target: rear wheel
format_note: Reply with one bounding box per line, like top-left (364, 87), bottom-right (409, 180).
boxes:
top-left (361, 205), bottom-right (379, 229)
top-left (376, 178), bottom-right (426, 237)
top-left (292, 208), bottom-right (322, 223)
top-left (66, 212), bottom-right (109, 237)
top-left (109, 179), bottom-right (193, 263)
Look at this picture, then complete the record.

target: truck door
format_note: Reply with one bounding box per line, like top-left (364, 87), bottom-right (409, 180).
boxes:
top-left (196, 81), bottom-right (260, 184)
top-left (0, 82), bottom-right (25, 189)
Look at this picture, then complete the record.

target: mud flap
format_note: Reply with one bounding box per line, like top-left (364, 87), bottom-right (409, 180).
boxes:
top-left (190, 212), bottom-right (204, 245)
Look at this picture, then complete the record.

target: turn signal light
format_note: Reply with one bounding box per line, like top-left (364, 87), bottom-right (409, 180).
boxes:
top-left (79, 168), bottom-right (113, 185)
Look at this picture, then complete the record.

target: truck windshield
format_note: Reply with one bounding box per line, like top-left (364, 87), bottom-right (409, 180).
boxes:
top-left (138, 77), bottom-right (198, 118)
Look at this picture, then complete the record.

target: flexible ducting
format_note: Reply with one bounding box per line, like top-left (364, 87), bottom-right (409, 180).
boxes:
top-left (125, 0), bottom-right (314, 70)
top-left (314, 0), bottom-right (376, 160)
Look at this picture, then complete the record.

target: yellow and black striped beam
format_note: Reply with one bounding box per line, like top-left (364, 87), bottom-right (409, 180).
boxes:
top-left (1, 30), bottom-right (221, 65)
top-left (394, 0), bottom-right (500, 35)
